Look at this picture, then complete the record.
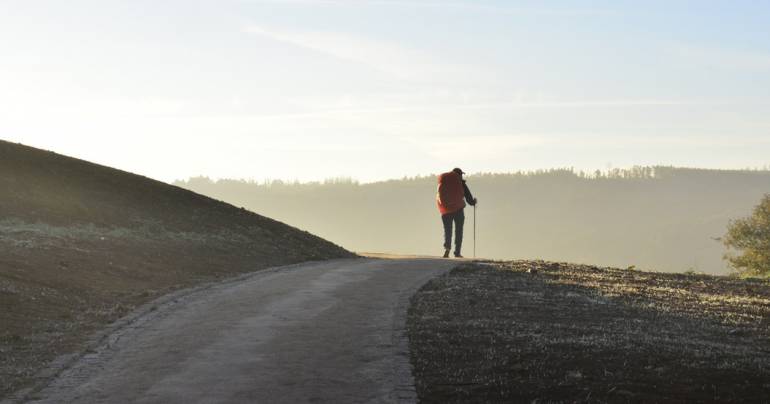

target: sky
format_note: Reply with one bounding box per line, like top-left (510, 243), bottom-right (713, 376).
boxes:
top-left (2, 0), bottom-right (770, 183)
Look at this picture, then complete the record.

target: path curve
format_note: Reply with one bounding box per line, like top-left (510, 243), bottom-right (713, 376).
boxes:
top-left (26, 257), bottom-right (454, 404)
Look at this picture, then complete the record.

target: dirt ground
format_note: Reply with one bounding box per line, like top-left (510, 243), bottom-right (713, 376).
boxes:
top-left (0, 225), bottom-right (352, 400)
top-left (0, 140), bottom-right (353, 399)
top-left (23, 258), bottom-right (453, 404)
top-left (407, 261), bottom-right (770, 403)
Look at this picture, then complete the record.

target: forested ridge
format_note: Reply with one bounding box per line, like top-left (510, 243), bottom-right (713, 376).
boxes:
top-left (176, 167), bottom-right (770, 274)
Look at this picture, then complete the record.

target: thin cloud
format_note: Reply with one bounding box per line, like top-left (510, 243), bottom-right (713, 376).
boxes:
top-left (360, 1), bottom-right (619, 16)
top-left (221, 97), bottom-right (712, 123)
top-left (405, 133), bottom-right (770, 163)
top-left (405, 134), bottom-right (551, 161)
top-left (447, 99), bottom-right (705, 109)
top-left (246, 0), bottom-right (618, 16)
top-left (666, 43), bottom-right (770, 71)
top-left (243, 24), bottom-right (469, 80)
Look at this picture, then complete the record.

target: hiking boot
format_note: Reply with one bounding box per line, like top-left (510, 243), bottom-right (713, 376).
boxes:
top-left (454, 252), bottom-right (463, 258)
top-left (442, 249), bottom-right (450, 258)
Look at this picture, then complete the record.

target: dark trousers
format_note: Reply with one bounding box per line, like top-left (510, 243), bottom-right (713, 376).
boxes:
top-left (441, 209), bottom-right (465, 254)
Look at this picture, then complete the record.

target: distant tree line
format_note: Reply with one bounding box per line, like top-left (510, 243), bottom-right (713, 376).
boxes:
top-left (176, 166), bottom-right (770, 275)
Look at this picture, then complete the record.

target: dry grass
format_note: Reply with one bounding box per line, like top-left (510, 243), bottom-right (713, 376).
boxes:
top-left (408, 261), bottom-right (770, 403)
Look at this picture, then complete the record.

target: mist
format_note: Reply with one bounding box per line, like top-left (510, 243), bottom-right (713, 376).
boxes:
top-left (176, 166), bottom-right (770, 275)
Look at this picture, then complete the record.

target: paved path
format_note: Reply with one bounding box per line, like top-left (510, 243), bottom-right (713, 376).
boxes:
top-left (26, 257), bottom-right (455, 404)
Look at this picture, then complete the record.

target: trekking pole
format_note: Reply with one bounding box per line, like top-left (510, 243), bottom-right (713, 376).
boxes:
top-left (473, 204), bottom-right (477, 259)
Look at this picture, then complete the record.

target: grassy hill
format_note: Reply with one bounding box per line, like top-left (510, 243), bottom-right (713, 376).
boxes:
top-left (0, 140), bottom-right (353, 398)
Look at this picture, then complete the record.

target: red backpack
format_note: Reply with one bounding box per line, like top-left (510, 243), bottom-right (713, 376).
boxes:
top-left (436, 171), bottom-right (465, 215)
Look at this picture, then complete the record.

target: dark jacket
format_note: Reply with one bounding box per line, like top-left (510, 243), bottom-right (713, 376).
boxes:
top-left (462, 180), bottom-right (476, 206)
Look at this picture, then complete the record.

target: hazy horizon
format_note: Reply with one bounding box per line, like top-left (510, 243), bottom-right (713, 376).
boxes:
top-left (176, 164), bottom-right (770, 185)
top-left (176, 167), bottom-right (770, 275)
top-left (3, 1), bottom-right (770, 183)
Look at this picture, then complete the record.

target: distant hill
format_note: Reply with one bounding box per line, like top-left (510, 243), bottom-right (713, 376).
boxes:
top-left (0, 140), bottom-right (353, 398)
top-left (176, 167), bottom-right (770, 275)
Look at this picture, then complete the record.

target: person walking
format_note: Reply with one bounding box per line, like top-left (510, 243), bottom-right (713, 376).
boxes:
top-left (436, 168), bottom-right (477, 258)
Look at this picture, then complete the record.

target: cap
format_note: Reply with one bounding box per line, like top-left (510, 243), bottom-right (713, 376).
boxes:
top-left (452, 167), bottom-right (465, 175)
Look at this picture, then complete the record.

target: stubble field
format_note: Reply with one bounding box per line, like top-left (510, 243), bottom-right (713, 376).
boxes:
top-left (408, 261), bottom-right (770, 403)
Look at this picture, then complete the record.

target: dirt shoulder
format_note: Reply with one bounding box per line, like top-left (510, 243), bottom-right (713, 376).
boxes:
top-left (407, 261), bottom-right (770, 403)
top-left (0, 224), bottom-right (352, 399)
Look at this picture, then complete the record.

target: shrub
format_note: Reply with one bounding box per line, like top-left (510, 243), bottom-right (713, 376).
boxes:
top-left (724, 194), bottom-right (770, 276)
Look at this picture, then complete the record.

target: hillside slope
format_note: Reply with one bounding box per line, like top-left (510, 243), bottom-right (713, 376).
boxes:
top-left (0, 140), bottom-right (353, 398)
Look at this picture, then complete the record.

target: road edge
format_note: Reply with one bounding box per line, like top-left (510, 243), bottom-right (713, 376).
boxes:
top-left (390, 262), bottom-right (461, 403)
top-left (3, 257), bottom-right (363, 404)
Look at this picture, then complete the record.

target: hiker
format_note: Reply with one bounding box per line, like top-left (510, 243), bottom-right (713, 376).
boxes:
top-left (436, 168), bottom-right (477, 258)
